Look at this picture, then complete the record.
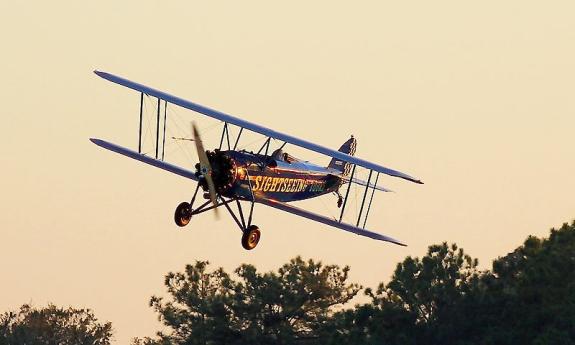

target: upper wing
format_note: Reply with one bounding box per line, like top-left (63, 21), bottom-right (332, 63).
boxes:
top-left (257, 198), bottom-right (406, 246)
top-left (90, 138), bottom-right (198, 181)
top-left (94, 70), bottom-right (423, 185)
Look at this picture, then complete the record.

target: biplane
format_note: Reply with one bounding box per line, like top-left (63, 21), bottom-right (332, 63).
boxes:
top-left (91, 71), bottom-right (423, 250)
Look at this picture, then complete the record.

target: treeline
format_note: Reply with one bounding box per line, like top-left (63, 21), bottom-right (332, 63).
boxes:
top-left (2, 221), bottom-right (574, 344)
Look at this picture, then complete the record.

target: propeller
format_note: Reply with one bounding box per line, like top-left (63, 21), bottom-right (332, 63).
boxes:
top-left (192, 122), bottom-right (220, 219)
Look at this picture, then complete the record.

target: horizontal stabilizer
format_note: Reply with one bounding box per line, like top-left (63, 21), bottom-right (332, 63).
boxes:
top-left (94, 70), bottom-right (423, 184)
top-left (90, 138), bottom-right (198, 181)
top-left (257, 198), bottom-right (406, 246)
top-left (337, 174), bottom-right (394, 193)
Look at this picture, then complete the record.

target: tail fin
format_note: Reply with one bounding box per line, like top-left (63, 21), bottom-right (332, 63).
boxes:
top-left (328, 136), bottom-right (357, 176)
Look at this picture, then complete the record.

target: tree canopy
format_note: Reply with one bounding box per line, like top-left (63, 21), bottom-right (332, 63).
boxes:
top-left (325, 221), bottom-right (575, 345)
top-left (134, 257), bottom-right (359, 345)
top-left (4, 220), bottom-right (574, 344)
top-left (0, 304), bottom-right (113, 345)
top-left (136, 220), bottom-right (575, 345)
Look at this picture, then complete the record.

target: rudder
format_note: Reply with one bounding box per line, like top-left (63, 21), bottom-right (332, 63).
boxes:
top-left (328, 136), bottom-right (357, 176)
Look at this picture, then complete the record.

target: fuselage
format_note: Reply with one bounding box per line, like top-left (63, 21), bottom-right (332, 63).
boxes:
top-left (206, 149), bottom-right (341, 203)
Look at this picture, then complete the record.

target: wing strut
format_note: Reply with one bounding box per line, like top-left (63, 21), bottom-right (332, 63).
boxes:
top-left (155, 98), bottom-right (161, 159)
top-left (362, 172), bottom-right (380, 229)
top-left (357, 169), bottom-right (374, 227)
top-left (339, 164), bottom-right (356, 222)
top-left (162, 101), bottom-right (167, 160)
top-left (339, 167), bottom-right (380, 229)
top-left (257, 137), bottom-right (272, 156)
top-left (138, 92), bottom-right (143, 153)
top-left (219, 122), bottom-right (232, 150)
top-left (233, 127), bottom-right (244, 150)
top-left (136, 93), bottom-right (169, 161)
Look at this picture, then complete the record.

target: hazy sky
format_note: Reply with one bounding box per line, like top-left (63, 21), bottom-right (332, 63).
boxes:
top-left (1, 1), bottom-right (574, 343)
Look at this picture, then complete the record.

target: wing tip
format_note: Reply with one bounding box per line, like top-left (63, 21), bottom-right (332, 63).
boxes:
top-left (93, 70), bottom-right (111, 80)
top-left (89, 137), bottom-right (103, 146)
top-left (382, 236), bottom-right (407, 247)
top-left (406, 176), bottom-right (424, 185)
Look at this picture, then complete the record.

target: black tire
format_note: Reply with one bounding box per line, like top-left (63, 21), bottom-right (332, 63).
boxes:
top-left (241, 225), bottom-right (261, 250)
top-left (174, 202), bottom-right (192, 227)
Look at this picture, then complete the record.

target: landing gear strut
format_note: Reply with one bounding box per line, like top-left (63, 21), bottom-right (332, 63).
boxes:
top-left (175, 183), bottom-right (261, 250)
top-left (335, 191), bottom-right (344, 208)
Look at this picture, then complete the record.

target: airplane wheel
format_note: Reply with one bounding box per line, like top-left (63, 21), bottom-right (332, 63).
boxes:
top-left (174, 202), bottom-right (192, 227)
top-left (241, 225), bottom-right (261, 250)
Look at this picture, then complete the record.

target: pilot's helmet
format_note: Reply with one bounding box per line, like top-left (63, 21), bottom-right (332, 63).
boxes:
top-left (271, 148), bottom-right (284, 160)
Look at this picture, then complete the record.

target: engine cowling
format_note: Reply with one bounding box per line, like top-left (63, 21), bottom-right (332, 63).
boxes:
top-left (195, 150), bottom-right (237, 195)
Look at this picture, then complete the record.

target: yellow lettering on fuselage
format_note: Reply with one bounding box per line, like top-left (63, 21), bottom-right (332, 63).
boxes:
top-left (254, 176), bottom-right (262, 191)
top-left (285, 179), bottom-right (293, 192)
top-left (270, 177), bottom-right (279, 192)
top-left (263, 177), bottom-right (272, 192)
top-left (246, 175), bottom-right (327, 194)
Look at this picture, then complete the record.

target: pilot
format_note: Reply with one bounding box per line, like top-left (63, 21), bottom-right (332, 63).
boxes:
top-left (271, 148), bottom-right (292, 164)
top-left (271, 149), bottom-right (285, 161)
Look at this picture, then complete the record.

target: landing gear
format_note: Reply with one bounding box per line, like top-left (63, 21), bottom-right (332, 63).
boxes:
top-left (241, 225), bottom-right (261, 250)
top-left (177, 181), bottom-right (261, 250)
top-left (174, 202), bottom-right (192, 227)
top-left (336, 191), bottom-right (343, 208)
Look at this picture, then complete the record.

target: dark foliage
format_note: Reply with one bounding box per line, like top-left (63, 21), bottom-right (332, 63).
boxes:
top-left (0, 304), bottom-right (113, 345)
top-left (134, 256), bottom-right (359, 345)
top-left (136, 220), bottom-right (575, 345)
top-left (465, 221), bottom-right (575, 345)
top-left (324, 221), bottom-right (575, 345)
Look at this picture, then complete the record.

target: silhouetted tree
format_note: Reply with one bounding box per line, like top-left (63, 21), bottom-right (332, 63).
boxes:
top-left (0, 304), bottom-right (113, 345)
top-left (324, 222), bottom-right (575, 345)
top-left (137, 220), bottom-right (575, 345)
top-left (134, 257), bottom-right (359, 345)
top-left (464, 221), bottom-right (575, 345)
top-left (323, 242), bottom-right (480, 345)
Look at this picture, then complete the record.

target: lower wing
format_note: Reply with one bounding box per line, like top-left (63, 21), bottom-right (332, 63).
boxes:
top-left (90, 138), bottom-right (198, 181)
top-left (90, 138), bottom-right (405, 246)
top-left (257, 198), bottom-right (406, 246)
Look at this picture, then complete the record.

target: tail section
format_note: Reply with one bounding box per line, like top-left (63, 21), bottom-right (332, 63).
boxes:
top-left (328, 136), bottom-right (357, 176)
